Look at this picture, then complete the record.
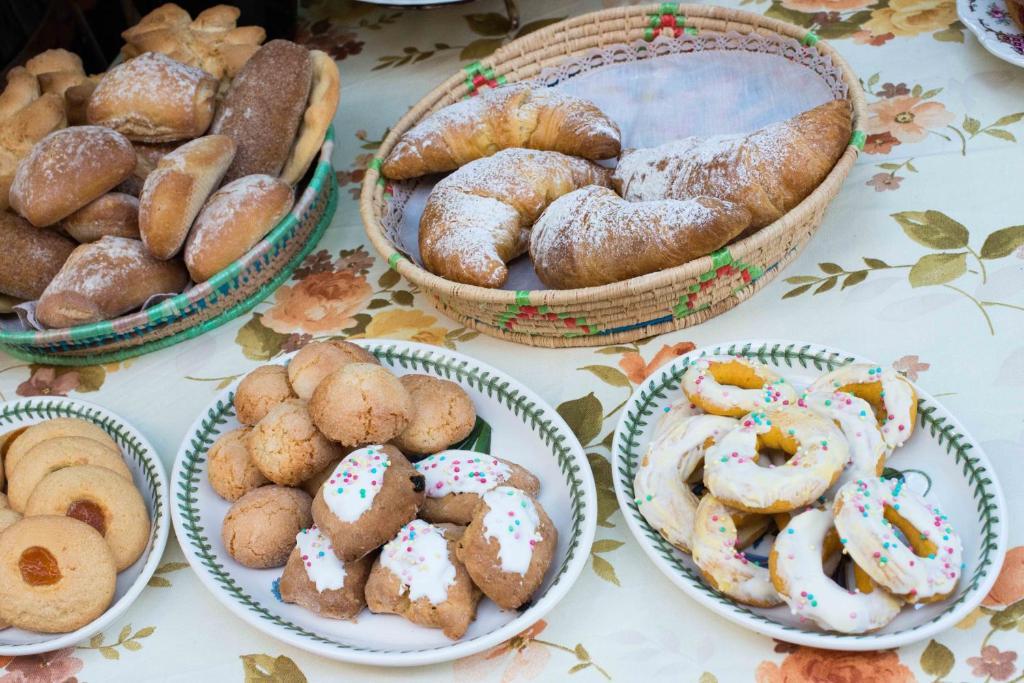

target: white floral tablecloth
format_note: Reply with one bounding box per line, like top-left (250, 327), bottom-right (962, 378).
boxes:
top-left (2, 0), bottom-right (1024, 680)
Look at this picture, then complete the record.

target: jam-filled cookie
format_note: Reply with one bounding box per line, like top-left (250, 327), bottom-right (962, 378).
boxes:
top-left (309, 364), bottom-right (412, 446)
top-left (365, 520), bottom-right (482, 639)
top-left (248, 399), bottom-right (343, 486)
top-left (222, 485), bottom-right (312, 569)
top-left (415, 451), bottom-right (540, 525)
top-left (0, 515), bottom-right (117, 633)
top-left (392, 375), bottom-right (476, 457)
top-left (25, 465), bottom-right (151, 571)
top-left (0, 507), bottom-right (21, 532)
top-left (207, 428), bottom-right (269, 501)
top-left (279, 525), bottom-right (373, 620)
top-left (8, 436), bottom-right (131, 512)
top-left (311, 444), bottom-right (425, 562)
top-left (234, 365), bottom-right (296, 426)
top-left (287, 340), bottom-right (380, 400)
top-left (457, 486), bottom-right (557, 610)
top-left (4, 418), bottom-right (119, 481)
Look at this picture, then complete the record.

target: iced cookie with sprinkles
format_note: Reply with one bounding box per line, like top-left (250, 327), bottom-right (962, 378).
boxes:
top-left (365, 520), bottom-right (481, 639)
top-left (311, 444), bottom-right (425, 561)
top-left (415, 450), bottom-right (540, 525)
top-left (801, 390), bottom-right (887, 492)
top-left (279, 525), bottom-right (373, 620)
top-left (456, 486), bottom-right (557, 610)
top-left (808, 363), bottom-right (917, 449)
top-left (681, 357), bottom-right (798, 418)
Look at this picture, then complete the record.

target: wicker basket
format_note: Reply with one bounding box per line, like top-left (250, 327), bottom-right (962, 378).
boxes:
top-left (0, 128), bottom-right (339, 366)
top-left (361, 5), bottom-right (866, 348)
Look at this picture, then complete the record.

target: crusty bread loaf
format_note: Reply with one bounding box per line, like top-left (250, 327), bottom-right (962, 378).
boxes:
top-left (280, 50), bottom-right (339, 186)
top-left (9, 126), bottom-right (135, 227)
top-left (62, 193), bottom-right (140, 243)
top-left (87, 52), bottom-right (217, 142)
top-left (139, 135), bottom-right (236, 259)
top-left (64, 80), bottom-right (98, 126)
top-left (184, 174), bottom-right (293, 282)
top-left (211, 40), bottom-right (312, 182)
top-left (0, 68), bottom-right (66, 212)
top-left (0, 211), bottom-right (76, 300)
top-left (35, 236), bottom-right (188, 328)
top-left (116, 141), bottom-right (181, 196)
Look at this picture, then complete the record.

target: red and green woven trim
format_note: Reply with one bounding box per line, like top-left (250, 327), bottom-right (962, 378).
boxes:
top-left (463, 61), bottom-right (506, 96)
top-left (671, 248), bottom-right (764, 318)
top-left (497, 291), bottom-right (601, 337)
top-left (644, 3), bottom-right (698, 41)
top-left (369, 157), bottom-right (392, 194)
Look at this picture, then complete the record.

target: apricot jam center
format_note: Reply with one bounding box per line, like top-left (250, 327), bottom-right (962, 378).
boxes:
top-left (19, 547), bottom-right (62, 586)
top-left (67, 500), bottom-right (107, 536)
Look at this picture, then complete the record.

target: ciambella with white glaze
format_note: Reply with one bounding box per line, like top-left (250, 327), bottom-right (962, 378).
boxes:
top-left (800, 390), bottom-right (887, 492)
top-left (808, 363), bottom-right (917, 449)
top-left (681, 357), bottom-right (798, 417)
top-left (414, 451), bottom-right (540, 526)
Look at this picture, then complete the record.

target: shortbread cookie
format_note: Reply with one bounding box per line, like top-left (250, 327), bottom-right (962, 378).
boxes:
top-left (309, 364), bottom-right (412, 446)
top-left (222, 485), bottom-right (312, 569)
top-left (287, 341), bottom-right (379, 400)
top-left (392, 375), bottom-right (476, 456)
top-left (206, 428), bottom-right (268, 501)
top-left (0, 516), bottom-right (117, 633)
top-left (0, 508), bottom-right (21, 532)
top-left (279, 525), bottom-right (373, 620)
top-left (234, 364), bottom-right (295, 426)
top-left (248, 399), bottom-right (343, 486)
top-left (5, 417), bottom-right (119, 481)
top-left (311, 445), bottom-right (425, 561)
top-left (416, 451), bottom-right (540, 525)
top-left (8, 436), bottom-right (131, 512)
top-left (25, 465), bottom-right (150, 571)
top-left (300, 455), bottom-right (345, 497)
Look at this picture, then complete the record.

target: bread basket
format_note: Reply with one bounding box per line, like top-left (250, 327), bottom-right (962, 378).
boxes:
top-left (360, 5), bottom-right (867, 348)
top-left (0, 128), bottom-right (337, 365)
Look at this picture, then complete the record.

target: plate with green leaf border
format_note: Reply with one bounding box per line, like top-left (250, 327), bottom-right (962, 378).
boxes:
top-left (612, 339), bottom-right (1007, 650)
top-left (171, 339), bottom-right (596, 667)
top-left (0, 397), bottom-right (169, 656)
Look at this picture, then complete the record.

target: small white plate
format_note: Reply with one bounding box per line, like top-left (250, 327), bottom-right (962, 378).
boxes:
top-left (959, 0), bottom-right (1024, 68)
top-left (171, 340), bottom-right (596, 667)
top-left (0, 397), bottom-right (170, 656)
top-left (612, 339), bottom-right (1008, 651)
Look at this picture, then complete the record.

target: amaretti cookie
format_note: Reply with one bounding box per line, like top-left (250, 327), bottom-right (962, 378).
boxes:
top-left (287, 340), bottom-right (379, 400)
top-left (457, 486), bottom-right (557, 609)
top-left (392, 375), bottom-right (476, 456)
top-left (234, 364), bottom-right (295, 426)
top-left (311, 445), bottom-right (425, 561)
top-left (415, 451), bottom-right (541, 525)
top-left (8, 436), bottom-right (131, 512)
top-left (222, 485), bottom-right (312, 569)
top-left (309, 363), bottom-right (412, 446)
top-left (279, 525), bottom-right (373, 620)
top-left (206, 427), bottom-right (268, 501)
top-left (4, 417), bottom-right (118, 481)
top-left (365, 520), bottom-right (482, 639)
top-left (248, 399), bottom-right (342, 486)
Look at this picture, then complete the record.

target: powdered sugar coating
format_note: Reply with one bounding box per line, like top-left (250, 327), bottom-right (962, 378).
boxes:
top-left (44, 236), bottom-right (151, 297)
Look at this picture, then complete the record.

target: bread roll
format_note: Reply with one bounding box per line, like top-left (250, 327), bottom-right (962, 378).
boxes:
top-left (0, 212), bottom-right (76, 300)
top-left (117, 141), bottom-right (180, 197)
top-left (64, 80), bottom-right (98, 126)
top-left (87, 52), bottom-right (217, 142)
top-left (212, 40), bottom-right (312, 182)
top-left (62, 193), bottom-right (139, 242)
top-left (184, 175), bottom-right (293, 282)
top-left (139, 135), bottom-right (236, 259)
top-left (9, 126), bottom-right (135, 227)
top-left (35, 236), bottom-right (188, 328)
top-left (280, 50), bottom-right (339, 185)
top-left (0, 68), bottom-right (66, 212)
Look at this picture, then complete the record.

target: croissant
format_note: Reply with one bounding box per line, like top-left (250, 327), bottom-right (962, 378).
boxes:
top-left (612, 99), bottom-right (852, 230)
top-left (419, 149), bottom-right (611, 288)
top-left (382, 83), bottom-right (620, 180)
top-left (530, 186), bottom-right (751, 289)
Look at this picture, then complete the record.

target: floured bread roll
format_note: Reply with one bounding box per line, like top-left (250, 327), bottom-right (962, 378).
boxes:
top-left (0, 68), bottom-right (66, 211)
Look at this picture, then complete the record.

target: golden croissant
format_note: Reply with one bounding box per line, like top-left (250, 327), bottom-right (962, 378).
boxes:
top-left (612, 99), bottom-right (852, 229)
top-left (419, 148), bottom-right (611, 288)
top-left (382, 83), bottom-right (620, 180)
top-left (530, 186), bottom-right (751, 289)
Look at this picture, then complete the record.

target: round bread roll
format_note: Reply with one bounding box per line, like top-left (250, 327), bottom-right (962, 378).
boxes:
top-left (64, 80), bottom-right (97, 126)
top-left (0, 211), bottom-right (76, 300)
top-left (62, 193), bottom-right (140, 243)
top-left (234, 364), bottom-right (295, 426)
top-left (222, 486), bottom-right (311, 569)
top-left (287, 341), bottom-right (379, 400)
top-left (0, 68), bottom-right (66, 213)
top-left (183, 174), bottom-right (293, 282)
top-left (9, 126), bottom-right (135, 227)
top-left (309, 364), bottom-right (412, 446)
top-left (87, 52), bottom-right (217, 142)
top-left (117, 141), bottom-right (181, 197)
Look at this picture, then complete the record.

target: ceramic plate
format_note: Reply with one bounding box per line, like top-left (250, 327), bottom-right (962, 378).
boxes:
top-left (0, 397), bottom-right (170, 656)
top-left (959, 0), bottom-right (1024, 68)
top-left (171, 340), bottom-right (596, 667)
top-left (612, 339), bottom-right (1008, 651)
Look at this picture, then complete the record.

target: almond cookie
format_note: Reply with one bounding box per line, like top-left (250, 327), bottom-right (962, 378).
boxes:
top-left (416, 451), bottom-right (541, 525)
top-left (8, 437), bottom-right (131, 512)
top-left (5, 418), bottom-right (119, 481)
top-left (234, 365), bottom-right (296, 426)
top-left (222, 485), bottom-right (312, 569)
top-left (279, 525), bottom-right (373, 620)
top-left (456, 486), bottom-right (558, 610)
top-left (0, 515), bottom-right (117, 633)
top-left (309, 364), bottom-right (412, 446)
top-left (300, 455), bottom-right (346, 498)
top-left (287, 341), bottom-right (379, 400)
top-left (248, 399), bottom-right (343, 486)
top-left (365, 520), bottom-right (481, 640)
top-left (392, 375), bottom-right (476, 457)
top-left (311, 444), bottom-right (425, 562)
top-left (25, 465), bottom-right (151, 571)
top-left (207, 428), bottom-right (268, 501)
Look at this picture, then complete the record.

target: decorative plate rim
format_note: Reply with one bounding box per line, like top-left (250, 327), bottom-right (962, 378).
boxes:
top-left (958, 0), bottom-right (1024, 68)
top-left (170, 340), bottom-right (597, 667)
top-left (0, 396), bottom-right (170, 656)
top-left (611, 338), bottom-right (1008, 651)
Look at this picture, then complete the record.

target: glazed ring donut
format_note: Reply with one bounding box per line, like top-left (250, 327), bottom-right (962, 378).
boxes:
top-left (770, 507), bottom-right (902, 633)
top-left (681, 358), bottom-right (798, 418)
top-left (691, 495), bottom-right (782, 607)
top-left (703, 407), bottom-right (849, 513)
top-left (652, 395), bottom-right (704, 439)
top-left (809, 364), bottom-right (917, 449)
top-left (634, 414), bottom-right (736, 551)
top-left (800, 390), bottom-right (886, 492)
top-left (833, 478), bottom-right (963, 603)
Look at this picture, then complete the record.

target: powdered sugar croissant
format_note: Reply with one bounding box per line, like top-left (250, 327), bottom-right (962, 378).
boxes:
top-left (612, 99), bottom-right (852, 230)
top-left (383, 83), bottom-right (620, 180)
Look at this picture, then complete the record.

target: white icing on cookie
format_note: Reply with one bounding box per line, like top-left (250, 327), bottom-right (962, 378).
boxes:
top-left (295, 526), bottom-right (346, 593)
top-left (482, 486), bottom-right (543, 575)
top-left (681, 358), bottom-right (798, 415)
top-left (414, 450), bottom-right (511, 498)
top-left (322, 445), bottom-right (390, 522)
top-left (380, 519), bottom-right (456, 604)
top-left (801, 390), bottom-right (887, 492)
top-left (808, 364), bottom-right (916, 449)
top-left (652, 396), bottom-right (705, 439)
